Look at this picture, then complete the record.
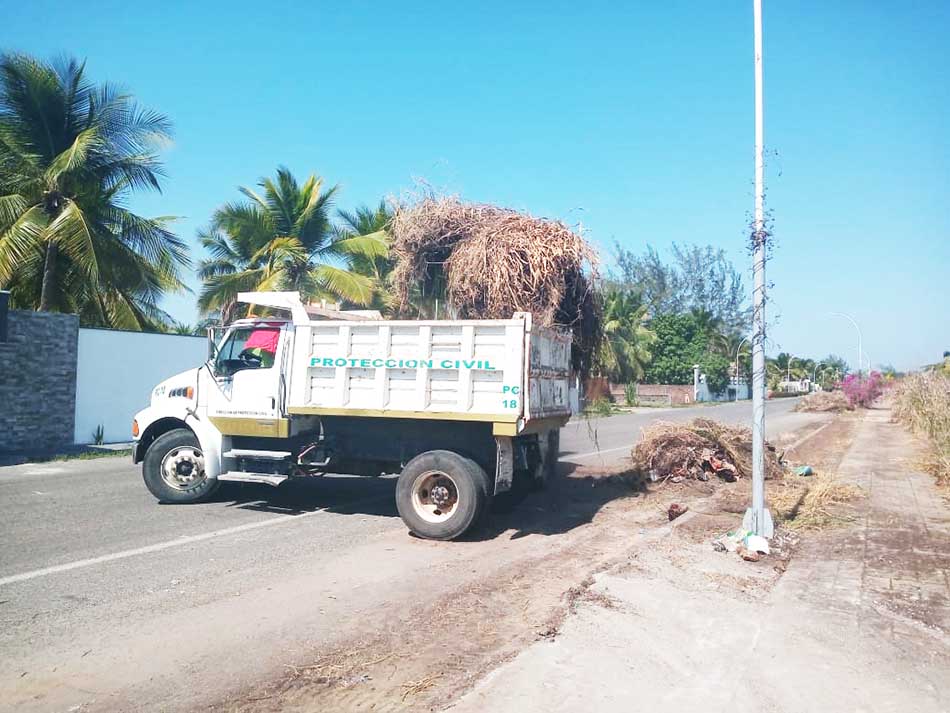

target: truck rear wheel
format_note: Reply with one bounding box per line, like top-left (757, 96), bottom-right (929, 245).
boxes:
top-left (396, 450), bottom-right (490, 541)
top-left (143, 428), bottom-right (220, 503)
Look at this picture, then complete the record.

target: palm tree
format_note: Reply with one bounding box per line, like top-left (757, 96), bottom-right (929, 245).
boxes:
top-left (336, 200), bottom-right (393, 312)
top-left (596, 288), bottom-right (656, 383)
top-left (197, 167), bottom-right (387, 321)
top-left (0, 53), bottom-right (188, 329)
top-left (717, 332), bottom-right (751, 378)
top-left (770, 352), bottom-right (806, 381)
top-left (165, 321), bottom-right (204, 336)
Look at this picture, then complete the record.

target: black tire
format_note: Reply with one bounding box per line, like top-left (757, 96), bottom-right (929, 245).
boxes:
top-left (142, 428), bottom-right (220, 503)
top-left (395, 450), bottom-right (491, 540)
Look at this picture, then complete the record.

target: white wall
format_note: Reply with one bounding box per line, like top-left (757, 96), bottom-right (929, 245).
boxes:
top-left (696, 377), bottom-right (751, 402)
top-left (74, 328), bottom-right (207, 444)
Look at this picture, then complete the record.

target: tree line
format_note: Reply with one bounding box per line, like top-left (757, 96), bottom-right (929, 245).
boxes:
top-left (595, 243), bottom-right (853, 393)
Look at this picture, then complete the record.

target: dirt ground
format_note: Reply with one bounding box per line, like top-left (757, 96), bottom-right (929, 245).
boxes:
top-left (220, 415), bottom-right (872, 712)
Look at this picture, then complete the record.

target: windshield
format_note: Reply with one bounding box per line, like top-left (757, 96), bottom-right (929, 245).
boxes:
top-left (214, 326), bottom-right (280, 375)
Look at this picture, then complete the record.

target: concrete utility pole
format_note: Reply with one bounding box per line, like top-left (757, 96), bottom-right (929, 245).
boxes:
top-left (745, 0), bottom-right (773, 538)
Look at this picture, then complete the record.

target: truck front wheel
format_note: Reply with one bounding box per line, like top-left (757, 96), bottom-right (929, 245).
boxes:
top-left (396, 450), bottom-right (490, 541)
top-left (143, 428), bottom-right (220, 503)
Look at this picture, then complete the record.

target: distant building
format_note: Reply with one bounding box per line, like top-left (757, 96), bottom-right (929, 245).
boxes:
top-left (778, 379), bottom-right (811, 394)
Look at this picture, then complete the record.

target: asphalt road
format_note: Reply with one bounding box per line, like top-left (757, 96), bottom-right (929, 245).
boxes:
top-left (0, 397), bottom-right (820, 712)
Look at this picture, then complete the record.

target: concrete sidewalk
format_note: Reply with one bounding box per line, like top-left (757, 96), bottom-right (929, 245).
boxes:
top-left (447, 409), bottom-right (950, 713)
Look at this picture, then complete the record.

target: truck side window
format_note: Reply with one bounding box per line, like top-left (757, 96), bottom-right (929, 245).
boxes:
top-left (215, 327), bottom-right (280, 376)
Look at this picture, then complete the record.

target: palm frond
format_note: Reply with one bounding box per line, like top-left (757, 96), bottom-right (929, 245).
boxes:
top-left (197, 267), bottom-right (267, 315)
top-left (0, 193), bottom-right (29, 227)
top-left (312, 263), bottom-right (375, 306)
top-left (0, 202), bottom-right (45, 283)
top-left (44, 125), bottom-right (100, 181)
top-left (325, 230), bottom-right (390, 260)
top-left (46, 199), bottom-right (98, 282)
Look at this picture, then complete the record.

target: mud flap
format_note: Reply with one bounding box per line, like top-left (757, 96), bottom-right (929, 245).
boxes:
top-left (535, 429), bottom-right (554, 484)
top-left (494, 436), bottom-right (514, 495)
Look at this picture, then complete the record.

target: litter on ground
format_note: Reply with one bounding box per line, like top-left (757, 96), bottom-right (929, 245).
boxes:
top-left (713, 529), bottom-right (771, 560)
top-left (667, 503), bottom-right (689, 521)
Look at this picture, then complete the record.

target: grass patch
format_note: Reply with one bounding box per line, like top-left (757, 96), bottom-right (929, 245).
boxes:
top-left (893, 371), bottom-right (950, 487)
top-left (771, 473), bottom-right (863, 530)
top-left (28, 448), bottom-right (132, 463)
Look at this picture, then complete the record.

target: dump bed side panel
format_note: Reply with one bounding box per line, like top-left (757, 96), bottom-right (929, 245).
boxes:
top-left (287, 319), bottom-right (527, 420)
top-left (525, 324), bottom-right (572, 422)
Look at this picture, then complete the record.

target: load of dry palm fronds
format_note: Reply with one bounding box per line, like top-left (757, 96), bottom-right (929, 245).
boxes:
top-left (794, 390), bottom-right (852, 413)
top-left (389, 196), bottom-right (601, 374)
top-left (632, 418), bottom-right (784, 482)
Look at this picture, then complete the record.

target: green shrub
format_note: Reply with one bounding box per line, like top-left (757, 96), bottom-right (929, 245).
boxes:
top-left (624, 383), bottom-right (638, 406)
top-left (588, 398), bottom-right (615, 417)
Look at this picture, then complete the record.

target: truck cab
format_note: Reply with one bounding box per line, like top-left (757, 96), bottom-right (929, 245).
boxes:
top-left (133, 291), bottom-right (571, 540)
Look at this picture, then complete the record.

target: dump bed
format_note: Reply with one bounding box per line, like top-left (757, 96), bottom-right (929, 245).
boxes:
top-left (285, 313), bottom-right (571, 431)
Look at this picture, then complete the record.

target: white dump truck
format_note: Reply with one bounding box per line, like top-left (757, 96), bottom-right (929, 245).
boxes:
top-left (132, 291), bottom-right (572, 540)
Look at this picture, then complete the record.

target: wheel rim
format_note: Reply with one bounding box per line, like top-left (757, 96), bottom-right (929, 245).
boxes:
top-left (160, 446), bottom-right (207, 491)
top-left (411, 470), bottom-right (460, 523)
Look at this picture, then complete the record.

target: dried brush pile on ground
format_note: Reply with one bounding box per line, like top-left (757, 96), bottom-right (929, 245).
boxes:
top-left (794, 390), bottom-right (852, 413)
top-left (893, 371), bottom-right (950, 486)
top-left (632, 418), bottom-right (784, 483)
top-left (770, 473), bottom-right (863, 530)
top-left (389, 196), bottom-right (601, 374)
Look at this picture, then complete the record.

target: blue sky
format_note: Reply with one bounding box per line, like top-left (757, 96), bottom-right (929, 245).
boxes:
top-left (5, 0), bottom-right (948, 371)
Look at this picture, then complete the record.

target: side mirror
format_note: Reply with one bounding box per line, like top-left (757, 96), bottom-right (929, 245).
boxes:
top-left (207, 326), bottom-right (220, 362)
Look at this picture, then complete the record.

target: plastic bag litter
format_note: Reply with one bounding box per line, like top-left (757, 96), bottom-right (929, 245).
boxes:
top-left (713, 529), bottom-right (770, 557)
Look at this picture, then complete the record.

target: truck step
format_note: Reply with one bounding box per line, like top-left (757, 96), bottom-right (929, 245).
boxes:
top-left (217, 471), bottom-right (288, 487)
top-left (223, 449), bottom-right (292, 461)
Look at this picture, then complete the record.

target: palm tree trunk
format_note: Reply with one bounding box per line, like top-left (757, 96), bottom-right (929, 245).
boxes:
top-left (39, 240), bottom-right (59, 311)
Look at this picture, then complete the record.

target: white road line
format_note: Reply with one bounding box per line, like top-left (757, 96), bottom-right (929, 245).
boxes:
top-left (784, 418), bottom-right (835, 453)
top-left (565, 444), bottom-right (633, 461)
top-left (0, 499), bottom-right (383, 588)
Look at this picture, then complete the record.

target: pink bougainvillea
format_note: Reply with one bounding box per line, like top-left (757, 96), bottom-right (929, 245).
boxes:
top-left (839, 372), bottom-right (884, 408)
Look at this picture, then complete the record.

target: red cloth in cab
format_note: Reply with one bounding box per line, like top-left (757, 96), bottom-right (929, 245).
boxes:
top-left (244, 328), bottom-right (279, 353)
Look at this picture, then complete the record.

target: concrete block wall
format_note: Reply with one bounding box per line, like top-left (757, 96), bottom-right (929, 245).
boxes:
top-left (636, 383), bottom-right (695, 404)
top-left (0, 310), bottom-right (79, 453)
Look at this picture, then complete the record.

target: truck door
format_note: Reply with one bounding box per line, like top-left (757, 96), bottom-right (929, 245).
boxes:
top-left (204, 323), bottom-right (289, 436)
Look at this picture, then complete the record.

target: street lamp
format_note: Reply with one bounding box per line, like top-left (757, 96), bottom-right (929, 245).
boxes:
top-left (786, 354), bottom-right (796, 383)
top-left (829, 312), bottom-right (863, 377)
top-left (735, 336), bottom-right (750, 401)
top-left (744, 0), bottom-right (773, 538)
